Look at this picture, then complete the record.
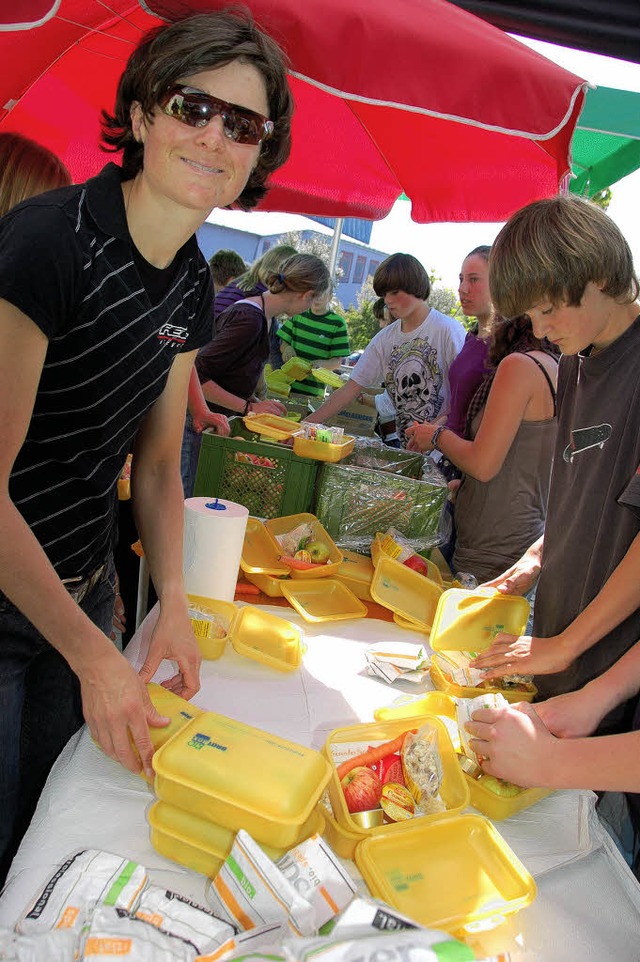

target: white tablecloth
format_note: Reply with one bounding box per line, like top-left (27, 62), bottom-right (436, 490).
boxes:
top-left (2, 604), bottom-right (640, 960)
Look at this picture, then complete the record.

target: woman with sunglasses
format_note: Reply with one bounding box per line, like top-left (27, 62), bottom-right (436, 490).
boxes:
top-left (0, 11), bottom-right (292, 882)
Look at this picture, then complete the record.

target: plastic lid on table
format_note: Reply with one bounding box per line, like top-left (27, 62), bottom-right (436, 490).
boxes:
top-left (229, 604), bottom-right (303, 671)
top-left (354, 813), bottom-right (536, 935)
top-left (282, 578), bottom-right (367, 622)
top-left (430, 588), bottom-right (530, 652)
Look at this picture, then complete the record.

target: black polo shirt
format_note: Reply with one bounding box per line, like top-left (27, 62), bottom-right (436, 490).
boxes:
top-left (0, 163), bottom-right (213, 578)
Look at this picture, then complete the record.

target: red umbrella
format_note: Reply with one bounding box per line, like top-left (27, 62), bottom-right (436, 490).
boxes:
top-left (0, 0), bottom-right (587, 222)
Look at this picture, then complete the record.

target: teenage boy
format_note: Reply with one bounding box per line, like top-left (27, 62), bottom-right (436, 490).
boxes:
top-left (0, 11), bottom-right (292, 880)
top-left (277, 289), bottom-right (350, 398)
top-left (305, 253), bottom-right (465, 443)
top-left (469, 197), bottom-right (640, 733)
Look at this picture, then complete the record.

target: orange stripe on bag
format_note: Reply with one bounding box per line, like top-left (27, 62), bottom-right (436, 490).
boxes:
top-left (213, 875), bottom-right (255, 931)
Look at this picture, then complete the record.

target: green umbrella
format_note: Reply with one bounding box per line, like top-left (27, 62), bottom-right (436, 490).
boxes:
top-left (570, 85), bottom-right (640, 196)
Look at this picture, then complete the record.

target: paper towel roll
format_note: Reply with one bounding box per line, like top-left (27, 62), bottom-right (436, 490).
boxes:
top-left (183, 497), bottom-right (249, 602)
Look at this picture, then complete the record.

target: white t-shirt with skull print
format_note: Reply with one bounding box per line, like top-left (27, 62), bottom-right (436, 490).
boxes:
top-left (351, 308), bottom-right (466, 443)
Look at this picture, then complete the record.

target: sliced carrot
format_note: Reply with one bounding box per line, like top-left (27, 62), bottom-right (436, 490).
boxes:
top-left (235, 581), bottom-right (261, 595)
top-left (336, 730), bottom-right (415, 781)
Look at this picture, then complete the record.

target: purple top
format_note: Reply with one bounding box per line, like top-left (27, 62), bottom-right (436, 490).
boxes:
top-left (214, 280), bottom-right (266, 321)
top-left (445, 330), bottom-right (491, 436)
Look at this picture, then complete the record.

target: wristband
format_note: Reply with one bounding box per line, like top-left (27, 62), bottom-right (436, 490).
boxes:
top-left (243, 399), bottom-right (252, 415)
top-left (430, 425), bottom-right (448, 452)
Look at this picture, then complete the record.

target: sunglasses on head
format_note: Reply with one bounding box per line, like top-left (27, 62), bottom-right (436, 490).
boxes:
top-left (159, 86), bottom-right (274, 146)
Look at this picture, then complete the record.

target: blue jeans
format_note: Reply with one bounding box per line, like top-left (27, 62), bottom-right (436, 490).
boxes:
top-left (0, 556), bottom-right (116, 886)
top-left (181, 411), bottom-right (202, 500)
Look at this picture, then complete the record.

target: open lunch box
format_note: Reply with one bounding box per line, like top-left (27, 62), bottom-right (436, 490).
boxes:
top-left (428, 587), bottom-right (537, 703)
top-left (374, 691), bottom-right (551, 820)
top-left (322, 714), bottom-right (536, 935)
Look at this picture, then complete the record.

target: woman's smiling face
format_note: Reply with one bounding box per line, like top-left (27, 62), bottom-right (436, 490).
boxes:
top-left (132, 60), bottom-right (269, 216)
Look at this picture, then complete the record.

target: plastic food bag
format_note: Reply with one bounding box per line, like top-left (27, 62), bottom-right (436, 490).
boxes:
top-left (401, 724), bottom-right (447, 815)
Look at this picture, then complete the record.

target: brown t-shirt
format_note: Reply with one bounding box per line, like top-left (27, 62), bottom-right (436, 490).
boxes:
top-left (195, 298), bottom-right (268, 415)
top-left (533, 315), bottom-right (640, 722)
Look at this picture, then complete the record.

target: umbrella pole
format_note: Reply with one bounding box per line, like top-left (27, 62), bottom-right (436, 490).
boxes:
top-left (328, 217), bottom-right (344, 284)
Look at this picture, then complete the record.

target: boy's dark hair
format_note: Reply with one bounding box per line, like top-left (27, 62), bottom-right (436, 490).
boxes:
top-left (208, 249), bottom-right (246, 287)
top-left (373, 253), bottom-right (430, 300)
top-left (372, 297), bottom-right (386, 321)
top-left (490, 196), bottom-right (639, 319)
top-left (101, 11), bottom-right (293, 210)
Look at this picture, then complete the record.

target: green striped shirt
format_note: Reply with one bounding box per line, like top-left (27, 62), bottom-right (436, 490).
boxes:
top-left (277, 310), bottom-right (350, 395)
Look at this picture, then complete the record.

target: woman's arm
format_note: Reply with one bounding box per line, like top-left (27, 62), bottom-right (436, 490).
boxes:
top-left (406, 353), bottom-right (542, 480)
top-left (0, 300), bottom-right (165, 780)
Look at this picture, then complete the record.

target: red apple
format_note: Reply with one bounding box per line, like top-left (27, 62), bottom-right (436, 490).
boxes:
top-left (403, 554), bottom-right (429, 576)
top-left (340, 766), bottom-right (383, 813)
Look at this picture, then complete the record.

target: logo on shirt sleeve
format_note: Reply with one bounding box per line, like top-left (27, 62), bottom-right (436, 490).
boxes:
top-left (158, 322), bottom-right (188, 345)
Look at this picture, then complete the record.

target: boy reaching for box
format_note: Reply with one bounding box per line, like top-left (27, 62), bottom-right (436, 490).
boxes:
top-left (304, 253), bottom-right (465, 445)
top-left (467, 196), bottom-right (640, 735)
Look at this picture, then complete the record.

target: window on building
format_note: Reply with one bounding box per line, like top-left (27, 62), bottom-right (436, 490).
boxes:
top-left (368, 259), bottom-right (380, 277)
top-left (262, 240), bottom-right (272, 253)
top-left (338, 251), bottom-right (353, 283)
top-left (353, 255), bottom-right (366, 284)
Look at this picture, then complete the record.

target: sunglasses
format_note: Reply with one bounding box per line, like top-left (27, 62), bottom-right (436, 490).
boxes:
top-left (159, 86), bottom-right (274, 146)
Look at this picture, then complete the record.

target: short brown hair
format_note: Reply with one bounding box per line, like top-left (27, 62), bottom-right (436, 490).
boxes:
top-left (208, 249), bottom-right (246, 287)
top-left (373, 253), bottom-right (430, 300)
top-left (0, 132), bottom-right (71, 217)
top-left (490, 196), bottom-right (639, 318)
top-left (101, 11), bottom-right (293, 210)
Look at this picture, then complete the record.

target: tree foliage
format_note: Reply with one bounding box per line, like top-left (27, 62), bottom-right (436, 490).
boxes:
top-left (590, 187), bottom-right (612, 211)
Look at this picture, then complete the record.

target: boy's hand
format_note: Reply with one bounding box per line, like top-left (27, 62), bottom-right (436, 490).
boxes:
top-left (470, 632), bottom-right (574, 677)
top-left (466, 702), bottom-right (556, 787)
top-left (193, 409), bottom-right (230, 436)
top-left (535, 686), bottom-right (608, 739)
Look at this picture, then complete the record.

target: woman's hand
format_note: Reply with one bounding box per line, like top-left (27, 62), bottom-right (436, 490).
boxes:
top-left (465, 702), bottom-right (557, 787)
top-left (249, 399), bottom-right (287, 416)
top-left (470, 632), bottom-right (574, 678)
top-left (405, 420), bottom-right (436, 452)
top-left (138, 601), bottom-right (202, 700)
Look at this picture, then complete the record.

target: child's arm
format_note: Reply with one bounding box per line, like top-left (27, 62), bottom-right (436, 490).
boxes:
top-left (472, 532), bottom-right (640, 678)
top-left (405, 353), bottom-right (542, 481)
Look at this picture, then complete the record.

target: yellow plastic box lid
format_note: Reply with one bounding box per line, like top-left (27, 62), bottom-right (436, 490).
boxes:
top-left (281, 578), bottom-right (367, 623)
top-left (187, 594), bottom-right (238, 661)
top-left (311, 368), bottom-right (345, 390)
top-left (430, 587), bottom-right (530, 652)
top-left (292, 434), bottom-right (355, 463)
top-left (354, 812), bottom-right (536, 936)
top-left (429, 587), bottom-right (535, 703)
top-left (335, 549), bottom-right (374, 603)
top-left (153, 713), bottom-right (332, 849)
top-left (240, 518), bottom-right (290, 576)
top-left (374, 691), bottom-right (550, 819)
top-left (265, 512), bottom-right (343, 579)
top-left (229, 604), bottom-right (303, 671)
top-left (370, 555), bottom-right (443, 630)
top-left (324, 715), bottom-right (469, 850)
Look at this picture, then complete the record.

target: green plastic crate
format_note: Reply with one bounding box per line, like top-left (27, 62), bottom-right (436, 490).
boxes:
top-left (313, 460), bottom-right (447, 553)
top-left (194, 423), bottom-right (319, 520)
